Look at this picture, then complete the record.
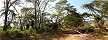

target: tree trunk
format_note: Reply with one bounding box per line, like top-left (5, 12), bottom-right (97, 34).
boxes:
top-left (3, 0), bottom-right (9, 31)
top-left (34, 0), bottom-right (38, 29)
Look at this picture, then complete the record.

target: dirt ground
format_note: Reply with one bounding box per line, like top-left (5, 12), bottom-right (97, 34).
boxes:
top-left (51, 34), bottom-right (95, 40)
top-left (1, 34), bottom-right (106, 40)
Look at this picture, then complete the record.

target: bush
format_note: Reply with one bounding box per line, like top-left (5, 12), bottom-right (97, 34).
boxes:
top-left (76, 27), bottom-right (94, 34)
top-left (2, 28), bottom-right (35, 38)
top-left (0, 28), bottom-right (3, 33)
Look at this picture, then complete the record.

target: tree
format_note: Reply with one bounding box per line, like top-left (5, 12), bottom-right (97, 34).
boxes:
top-left (63, 7), bottom-right (83, 28)
top-left (20, 7), bottom-right (34, 29)
top-left (83, 1), bottom-right (108, 30)
top-left (3, 0), bottom-right (20, 31)
top-left (25, 0), bottom-right (55, 29)
top-left (54, 0), bottom-right (83, 29)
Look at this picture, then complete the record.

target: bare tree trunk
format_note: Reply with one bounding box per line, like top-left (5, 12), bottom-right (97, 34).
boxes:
top-left (34, 0), bottom-right (38, 29)
top-left (3, 0), bottom-right (9, 31)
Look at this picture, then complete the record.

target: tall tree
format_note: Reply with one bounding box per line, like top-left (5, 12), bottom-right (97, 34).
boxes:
top-left (20, 7), bottom-right (34, 29)
top-left (25, 0), bottom-right (55, 29)
top-left (51, 0), bottom-right (83, 29)
top-left (83, 1), bottom-right (108, 30)
top-left (63, 6), bottom-right (83, 28)
top-left (3, 0), bottom-right (19, 31)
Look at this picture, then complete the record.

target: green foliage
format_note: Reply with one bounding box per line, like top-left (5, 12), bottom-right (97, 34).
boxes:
top-left (83, 23), bottom-right (92, 28)
top-left (21, 7), bottom-right (34, 13)
top-left (104, 21), bottom-right (108, 28)
top-left (55, 0), bottom-right (84, 29)
top-left (6, 28), bottom-right (26, 37)
top-left (2, 0), bottom-right (108, 38)
top-left (75, 23), bottom-right (94, 34)
top-left (83, 1), bottom-right (108, 29)
top-left (57, 0), bottom-right (67, 4)
top-left (0, 28), bottom-right (3, 33)
top-left (94, 29), bottom-right (102, 33)
top-left (76, 27), bottom-right (94, 34)
top-left (63, 11), bottom-right (83, 28)
top-left (23, 14), bottom-right (35, 20)
top-left (92, 29), bottom-right (106, 37)
top-left (2, 28), bottom-right (36, 38)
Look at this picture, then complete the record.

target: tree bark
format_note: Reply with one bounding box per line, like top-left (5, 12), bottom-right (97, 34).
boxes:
top-left (3, 0), bottom-right (9, 31)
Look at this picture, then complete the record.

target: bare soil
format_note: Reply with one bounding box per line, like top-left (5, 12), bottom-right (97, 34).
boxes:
top-left (51, 34), bottom-right (95, 40)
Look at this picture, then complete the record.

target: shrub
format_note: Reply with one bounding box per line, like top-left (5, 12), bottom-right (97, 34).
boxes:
top-left (76, 27), bottom-right (94, 34)
top-left (2, 28), bottom-right (35, 38)
top-left (0, 28), bottom-right (3, 33)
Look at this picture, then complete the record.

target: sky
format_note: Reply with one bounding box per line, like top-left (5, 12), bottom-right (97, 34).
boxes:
top-left (49, 0), bottom-right (92, 13)
top-left (0, 0), bottom-right (93, 26)
top-left (67, 0), bottom-right (92, 13)
top-left (49, 0), bottom-right (93, 21)
top-left (67, 0), bottom-right (93, 21)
